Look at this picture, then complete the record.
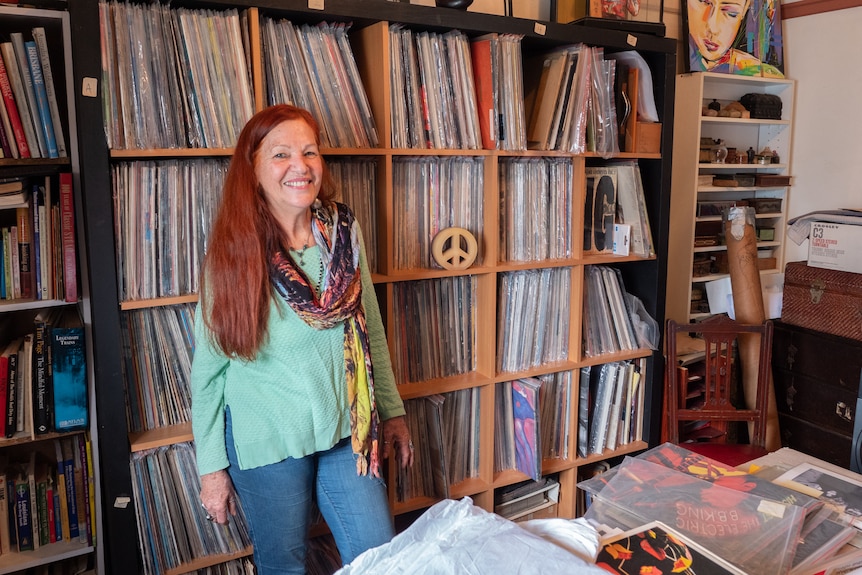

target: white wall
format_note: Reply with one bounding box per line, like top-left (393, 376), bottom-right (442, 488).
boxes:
top-left (782, 5), bottom-right (862, 263)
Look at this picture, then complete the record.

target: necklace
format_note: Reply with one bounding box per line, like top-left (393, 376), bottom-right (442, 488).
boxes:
top-left (289, 229), bottom-right (315, 265)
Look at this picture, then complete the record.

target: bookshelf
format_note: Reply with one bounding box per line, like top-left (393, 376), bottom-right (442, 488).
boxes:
top-left (0, 5), bottom-right (101, 574)
top-left (68, 0), bottom-right (675, 572)
top-left (666, 72), bottom-right (795, 324)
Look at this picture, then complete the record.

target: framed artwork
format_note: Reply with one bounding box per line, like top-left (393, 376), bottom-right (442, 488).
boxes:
top-left (684, 0), bottom-right (785, 77)
top-left (776, 463), bottom-right (862, 526)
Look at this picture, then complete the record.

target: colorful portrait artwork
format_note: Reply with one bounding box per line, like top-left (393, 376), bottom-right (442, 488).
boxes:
top-left (684, 0), bottom-right (785, 77)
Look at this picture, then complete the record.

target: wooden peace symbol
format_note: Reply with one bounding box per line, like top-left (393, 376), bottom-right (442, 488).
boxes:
top-left (431, 227), bottom-right (478, 270)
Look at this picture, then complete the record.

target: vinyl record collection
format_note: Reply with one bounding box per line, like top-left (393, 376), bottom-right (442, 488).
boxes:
top-left (391, 276), bottom-right (476, 384)
top-left (111, 159), bottom-right (228, 302)
top-left (261, 17), bottom-right (378, 149)
top-left (397, 388), bottom-right (481, 502)
top-left (496, 267), bottom-right (570, 373)
top-left (130, 442), bottom-right (252, 575)
top-left (120, 303), bottom-right (195, 434)
top-left (99, 2), bottom-right (254, 149)
top-left (499, 157), bottom-right (573, 263)
top-left (391, 156), bottom-right (484, 270)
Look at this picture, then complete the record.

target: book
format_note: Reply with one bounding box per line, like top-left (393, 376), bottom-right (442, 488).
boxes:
top-left (57, 438), bottom-right (78, 539)
top-left (50, 307), bottom-right (87, 432)
top-left (17, 334), bottom-right (34, 436)
top-left (23, 40), bottom-right (57, 158)
top-left (512, 377), bottom-right (541, 481)
top-left (0, 464), bottom-right (8, 555)
top-left (596, 521), bottom-right (747, 574)
top-left (33, 308), bottom-right (59, 435)
top-left (31, 184), bottom-right (43, 300)
top-left (15, 204), bottom-right (33, 299)
top-left (75, 434), bottom-right (90, 543)
top-left (0, 349), bottom-right (7, 438)
top-left (8, 33), bottom-right (47, 158)
top-left (3, 338), bottom-right (21, 438)
top-left (14, 473), bottom-right (33, 552)
top-left (31, 28), bottom-right (67, 158)
top-left (0, 45), bottom-right (30, 158)
top-left (0, 110), bottom-right (10, 158)
top-left (59, 172), bottom-right (76, 303)
top-left (0, 179), bottom-right (26, 207)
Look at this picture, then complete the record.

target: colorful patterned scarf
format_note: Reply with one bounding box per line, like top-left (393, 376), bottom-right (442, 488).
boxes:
top-left (269, 201), bottom-right (380, 477)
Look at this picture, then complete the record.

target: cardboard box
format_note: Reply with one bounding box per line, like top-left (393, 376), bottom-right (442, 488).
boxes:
top-left (635, 122), bottom-right (662, 154)
top-left (705, 273), bottom-right (784, 319)
top-left (808, 222), bottom-right (862, 275)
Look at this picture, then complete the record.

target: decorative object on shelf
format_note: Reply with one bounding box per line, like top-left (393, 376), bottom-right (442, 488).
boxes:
top-left (708, 98), bottom-right (721, 111)
top-left (431, 227), bottom-right (478, 270)
top-left (712, 139), bottom-right (728, 164)
top-left (741, 93), bottom-right (783, 119)
top-left (435, 0), bottom-right (473, 8)
top-left (747, 146), bottom-right (756, 163)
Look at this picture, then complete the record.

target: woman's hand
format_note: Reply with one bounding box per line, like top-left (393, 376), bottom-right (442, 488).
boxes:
top-left (381, 415), bottom-right (413, 468)
top-left (200, 469), bottom-right (237, 525)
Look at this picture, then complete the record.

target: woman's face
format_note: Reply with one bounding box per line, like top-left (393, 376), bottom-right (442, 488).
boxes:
top-left (688, 0), bottom-right (749, 66)
top-left (255, 118), bottom-right (323, 218)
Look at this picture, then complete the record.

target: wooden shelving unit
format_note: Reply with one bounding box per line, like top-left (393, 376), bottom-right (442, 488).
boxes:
top-left (66, 1), bottom-right (676, 572)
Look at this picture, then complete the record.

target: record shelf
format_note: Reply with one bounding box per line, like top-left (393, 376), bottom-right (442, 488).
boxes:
top-left (65, 0), bottom-right (675, 572)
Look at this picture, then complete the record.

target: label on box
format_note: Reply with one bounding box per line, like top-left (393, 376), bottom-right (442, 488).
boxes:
top-left (808, 222), bottom-right (862, 275)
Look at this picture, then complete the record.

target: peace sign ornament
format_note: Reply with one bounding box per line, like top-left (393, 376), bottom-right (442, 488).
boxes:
top-left (431, 227), bottom-right (479, 270)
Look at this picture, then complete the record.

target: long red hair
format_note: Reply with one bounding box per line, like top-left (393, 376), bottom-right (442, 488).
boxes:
top-left (200, 104), bottom-right (335, 360)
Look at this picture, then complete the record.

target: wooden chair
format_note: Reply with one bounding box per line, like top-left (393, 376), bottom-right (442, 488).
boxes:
top-left (665, 315), bottom-right (774, 467)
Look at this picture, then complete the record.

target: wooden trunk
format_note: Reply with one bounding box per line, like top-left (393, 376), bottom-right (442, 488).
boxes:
top-left (782, 261), bottom-right (862, 341)
top-left (772, 321), bottom-right (862, 469)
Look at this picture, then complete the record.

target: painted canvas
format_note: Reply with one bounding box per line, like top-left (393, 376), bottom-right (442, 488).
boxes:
top-left (684, 0), bottom-right (785, 77)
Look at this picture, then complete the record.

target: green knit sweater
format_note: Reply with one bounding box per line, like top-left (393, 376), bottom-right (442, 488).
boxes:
top-left (191, 244), bottom-right (405, 476)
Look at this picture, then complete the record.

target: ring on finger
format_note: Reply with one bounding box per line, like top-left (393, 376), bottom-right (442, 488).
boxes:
top-left (408, 440), bottom-right (414, 451)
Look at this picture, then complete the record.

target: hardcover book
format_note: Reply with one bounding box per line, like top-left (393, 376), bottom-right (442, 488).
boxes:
top-left (50, 307), bottom-right (87, 432)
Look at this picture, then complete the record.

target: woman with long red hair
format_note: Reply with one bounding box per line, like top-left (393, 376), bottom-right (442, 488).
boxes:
top-left (191, 104), bottom-right (412, 574)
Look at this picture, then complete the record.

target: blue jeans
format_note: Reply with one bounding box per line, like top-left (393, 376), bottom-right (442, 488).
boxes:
top-left (225, 409), bottom-right (394, 574)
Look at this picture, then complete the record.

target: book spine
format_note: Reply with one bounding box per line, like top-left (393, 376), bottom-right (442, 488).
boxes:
top-left (5, 347), bottom-right (17, 438)
top-left (37, 185), bottom-right (49, 300)
top-left (0, 47), bottom-right (30, 158)
top-left (59, 173), bottom-right (77, 303)
top-left (9, 225), bottom-right (19, 299)
top-left (9, 34), bottom-right (47, 158)
top-left (24, 41), bottom-right (57, 159)
top-left (52, 484), bottom-right (61, 543)
top-left (14, 479), bottom-right (33, 552)
top-left (30, 28), bottom-right (66, 157)
top-left (63, 447), bottom-right (79, 539)
top-left (85, 435), bottom-right (96, 546)
top-left (0, 110), bottom-right (10, 157)
top-left (51, 323), bottom-right (87, 432)
top-left (15, 206), bottom-right (32, 299)
top-left (2, 228), bottom-right (10, 299)
top-left (45, 480), bottom-right (56, 544)
top-left (75, 435), bottom-right (89, 542)
top-left (0, 475), bottom-right (8, 555)
top-left (33, 320), bottom-right (51, 434)
top-left (35, 479), bottom-right (47, 547)
top-left (56, 472), bottom-right (69, 541)
top-left (0, 356), bottom-right (7, 438)
top-left (31, 188), bottom-right (42, 300)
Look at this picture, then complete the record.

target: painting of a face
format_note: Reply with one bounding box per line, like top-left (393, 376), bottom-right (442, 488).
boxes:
top-left (687, 0), bottom-right (750, 68)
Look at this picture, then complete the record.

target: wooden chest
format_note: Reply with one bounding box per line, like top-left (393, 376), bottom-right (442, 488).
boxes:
top-left (772, 321), bottom-right (862, 469)
top-left (781, 261), bottom-right (862, 341)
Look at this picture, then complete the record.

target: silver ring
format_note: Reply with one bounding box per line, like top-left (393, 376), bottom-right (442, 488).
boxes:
top-left (408, 440), bottom-right (414, 451)
top-left (205, 513), bottom-right (214, 522)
